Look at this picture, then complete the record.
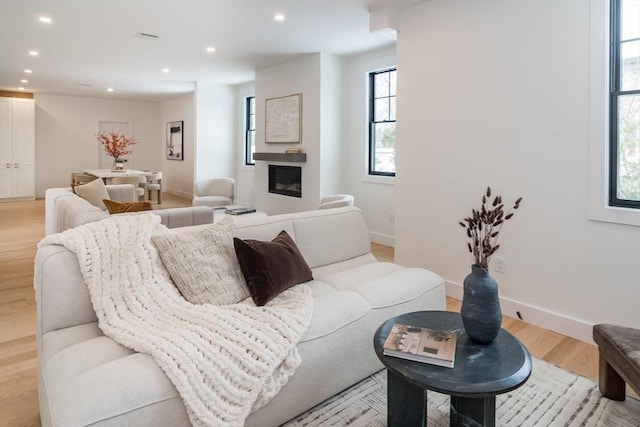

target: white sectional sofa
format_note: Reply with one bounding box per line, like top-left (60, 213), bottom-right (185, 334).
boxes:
top-left (45, 186), bottom-right (214, 235)
top-left (35, 207), bottom-right (446, 426)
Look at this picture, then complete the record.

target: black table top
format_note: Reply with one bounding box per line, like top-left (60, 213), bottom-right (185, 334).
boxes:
top-left (374, 311), bottom-right (532, 398)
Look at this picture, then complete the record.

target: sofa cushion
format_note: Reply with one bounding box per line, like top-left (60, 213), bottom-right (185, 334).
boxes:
top-left (321, 264), bottom-right (445, 308)
top-left (104, 199), bottom-right (152, 214)
top-left (311, 253), bottom-right (379, 279)
top-left (41, 322), bottom-right (103, 364)
top-left (151, 217), bottom-right (248, 305)
top-left (236, 208), bottom-right (371, 270)
top-left (42, 334), bottom-right (186, 427)
top-left (301, 282), bottom-right (370, 341)
top-left (72, 178), bottom-right (110, 210)
top-left (234, 230), bottom-right (313, 306)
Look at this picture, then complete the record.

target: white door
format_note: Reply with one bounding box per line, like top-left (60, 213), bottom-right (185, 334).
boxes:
top-left (98, 121), bottom-right (130, 169)
top-left (0, 98), bottom-right (12, 197)
top-left (12, 99), bottom-right (35, 197)
top-left (0, 98), bottom-right (35, 198)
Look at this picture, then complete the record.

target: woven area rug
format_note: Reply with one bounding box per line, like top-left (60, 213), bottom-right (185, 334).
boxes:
top-left (283, 358), bottom-right (640, 426)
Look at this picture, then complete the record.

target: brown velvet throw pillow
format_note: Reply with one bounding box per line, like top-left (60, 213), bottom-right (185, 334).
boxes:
top-left (103, 199), bottom-right (152, 214)
top-left (233, 230), bottom-right (313, 306)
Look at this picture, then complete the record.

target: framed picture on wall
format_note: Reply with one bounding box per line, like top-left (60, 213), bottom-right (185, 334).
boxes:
top-left (166, 121), bottom-right (184, 160)
top-left (265, 93), bottom-right (302, 144)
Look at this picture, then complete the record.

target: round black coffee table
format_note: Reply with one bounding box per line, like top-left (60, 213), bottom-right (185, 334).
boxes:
top-left (373, 311), bottom-right (531, 427)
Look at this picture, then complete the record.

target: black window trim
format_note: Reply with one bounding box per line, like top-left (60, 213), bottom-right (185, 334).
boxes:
top-left (609, 0), bottom-right (640, 208)
top-left (369, 67), bottom-right (396, 177)
top-left (245, 96), bottom-right (255, 166)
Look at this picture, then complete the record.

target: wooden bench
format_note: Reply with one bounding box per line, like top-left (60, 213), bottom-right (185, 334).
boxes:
top-left (593, 324), bottom-right (640, 400)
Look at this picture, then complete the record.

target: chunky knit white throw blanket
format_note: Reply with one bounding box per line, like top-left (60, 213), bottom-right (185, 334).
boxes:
top-left (40, 213), bottom-right (314, 427)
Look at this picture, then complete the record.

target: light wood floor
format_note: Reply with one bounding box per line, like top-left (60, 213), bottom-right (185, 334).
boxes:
top-left (0, 195), bottom-right (629, 427)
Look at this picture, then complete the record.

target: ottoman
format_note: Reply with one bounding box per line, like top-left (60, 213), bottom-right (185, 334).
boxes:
top-left (593, 324), bottom-right (640, 400)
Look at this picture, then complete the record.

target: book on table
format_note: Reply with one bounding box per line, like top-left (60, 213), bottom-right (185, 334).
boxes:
top-left (224, 206), bottom-right (257, 215)
top-left (382, 323), bottom-right (458, 368)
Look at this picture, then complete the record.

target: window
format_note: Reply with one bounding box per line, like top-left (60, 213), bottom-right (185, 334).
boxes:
top-left (245, 96), bottom-right (256, 166)
top-left (369, 68), bottom-right (397, 176)
top-left (609, 0), bottom-right (640, 208)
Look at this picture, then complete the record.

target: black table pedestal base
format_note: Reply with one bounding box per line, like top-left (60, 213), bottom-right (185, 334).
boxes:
top-left (388, 367), bottom-right (497, 427)
top-left (450, 396), bottom-right (496, 427)
top-left (375, 312), bottom-right (531, 427)
top-left (388, 370), bottom-right (427, 427)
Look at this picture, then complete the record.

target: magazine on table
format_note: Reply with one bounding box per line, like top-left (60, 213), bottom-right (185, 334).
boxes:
top-left (382, 323), bottom-right (458, 368)
top-left (224, 206), bottom-right (257, 215)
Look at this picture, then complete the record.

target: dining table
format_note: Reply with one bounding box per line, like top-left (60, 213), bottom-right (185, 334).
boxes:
top-left (82, 168), bottom-right (152, 184)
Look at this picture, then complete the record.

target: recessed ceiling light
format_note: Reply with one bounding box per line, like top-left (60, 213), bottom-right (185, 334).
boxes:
top-left (24, 69), bottom-right (32, 74)
top-left (274, 14), bottom-right (285, 22)
top-left (21, 79), bottom-right (28, 83)
top-left (39, 16), bottom-right (52, 24)
top-left (29, 50), bottom-right (39, 56)
top-left (206, 46), bottom-right (216, 53)
top-left (162, 68), bottom-right (170, 73)
top-left (18, 87), bottom-right (25, 91)
top-left (107, 88), bottom-right (114, 92)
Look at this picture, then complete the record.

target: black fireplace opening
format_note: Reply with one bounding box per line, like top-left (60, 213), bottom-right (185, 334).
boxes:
top-left (269, 165), bottom-right (302, 198)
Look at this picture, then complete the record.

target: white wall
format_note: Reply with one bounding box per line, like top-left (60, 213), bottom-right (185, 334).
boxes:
top-left (342, 47), bottom-right (397, 246)
top-left (235, 82), bottom-right (256, 207)
top-left (160, 93), bottom-right (195, 198)
top-left (254, 54), bottom-right (323, 214)
top-left (237, 47), bottom-right (397, 243)
top-left (394, 0), bottom-right (640, 343)
top-left (319, 53), bottom-right (345, 197)
top-left (34, 94), bottom-right (160, 197)
top-left (194, 81), bottom-right (236, 183)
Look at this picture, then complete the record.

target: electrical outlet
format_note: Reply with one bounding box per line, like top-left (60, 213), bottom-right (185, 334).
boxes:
top-left (495, 256), bottom-right (505, 274)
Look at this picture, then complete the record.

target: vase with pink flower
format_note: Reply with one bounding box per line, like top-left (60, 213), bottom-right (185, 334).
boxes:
top-left (95, 131), bottom-right (136, 171)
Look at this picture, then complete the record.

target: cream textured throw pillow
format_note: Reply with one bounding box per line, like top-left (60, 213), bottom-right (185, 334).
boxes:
top-left (151, 216), bottom-right (249, 305)
top-left (73, 178), bottom-right (110, 210)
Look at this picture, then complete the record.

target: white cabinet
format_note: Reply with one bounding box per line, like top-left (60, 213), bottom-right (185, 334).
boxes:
top-left (0, 97), bottom-right (35, 200)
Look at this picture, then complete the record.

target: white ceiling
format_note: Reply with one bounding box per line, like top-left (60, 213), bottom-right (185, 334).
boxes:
top-left (0, 0), bottom-right (424, 102)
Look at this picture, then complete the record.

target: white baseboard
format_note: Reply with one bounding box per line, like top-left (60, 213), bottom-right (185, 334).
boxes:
top-left (369, 231), bottom-right (394, 247)
top-left (445, 280), bottom-right (595, 345)
top-left (0, 196), bottom-right (35, 203)
top-left (164, 188), bottom-right (192, 200)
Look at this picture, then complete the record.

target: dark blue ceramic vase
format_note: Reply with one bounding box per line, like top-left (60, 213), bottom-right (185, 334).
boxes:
top-left (460, 264), bottom-right (502, 344)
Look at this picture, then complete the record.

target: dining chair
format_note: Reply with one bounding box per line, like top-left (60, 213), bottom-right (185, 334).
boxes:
top-left (111, 176), bottom-right (147, 201)
top-left (71, 172), bottom-right (98, 186)
top-left (146, 172), bottom-right (163, 204)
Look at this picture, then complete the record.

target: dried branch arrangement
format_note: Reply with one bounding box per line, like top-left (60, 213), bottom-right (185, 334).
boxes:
top-left (96, 131), bottom-right (137, 160)
top-left (459, 187), bottom-right (522, 269)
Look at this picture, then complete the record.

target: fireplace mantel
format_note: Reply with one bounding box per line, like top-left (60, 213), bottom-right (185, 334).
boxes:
top-left (253, 152), bottom-right (307, 163)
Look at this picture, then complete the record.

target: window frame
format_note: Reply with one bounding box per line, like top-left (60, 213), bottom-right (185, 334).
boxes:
top-left (245, 96), bottom-right (255, 166)
top-left (609, 0), bottom-right (640, 209)
top-left (587, 0), bottom-right (638, 227)
top-left (368, 67), bottom-right (397, 177)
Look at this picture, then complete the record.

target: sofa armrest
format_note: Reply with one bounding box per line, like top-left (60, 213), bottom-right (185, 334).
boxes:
top-left (35, 245), bottom-right (96, 335)
top-left (45, 185), bottom-right (139, 235)
top-left (151, 206), bottom-right (214, 228)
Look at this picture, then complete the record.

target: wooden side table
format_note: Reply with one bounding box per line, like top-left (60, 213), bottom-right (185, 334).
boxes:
top-left (373, 311), bottom-right (532, 427)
